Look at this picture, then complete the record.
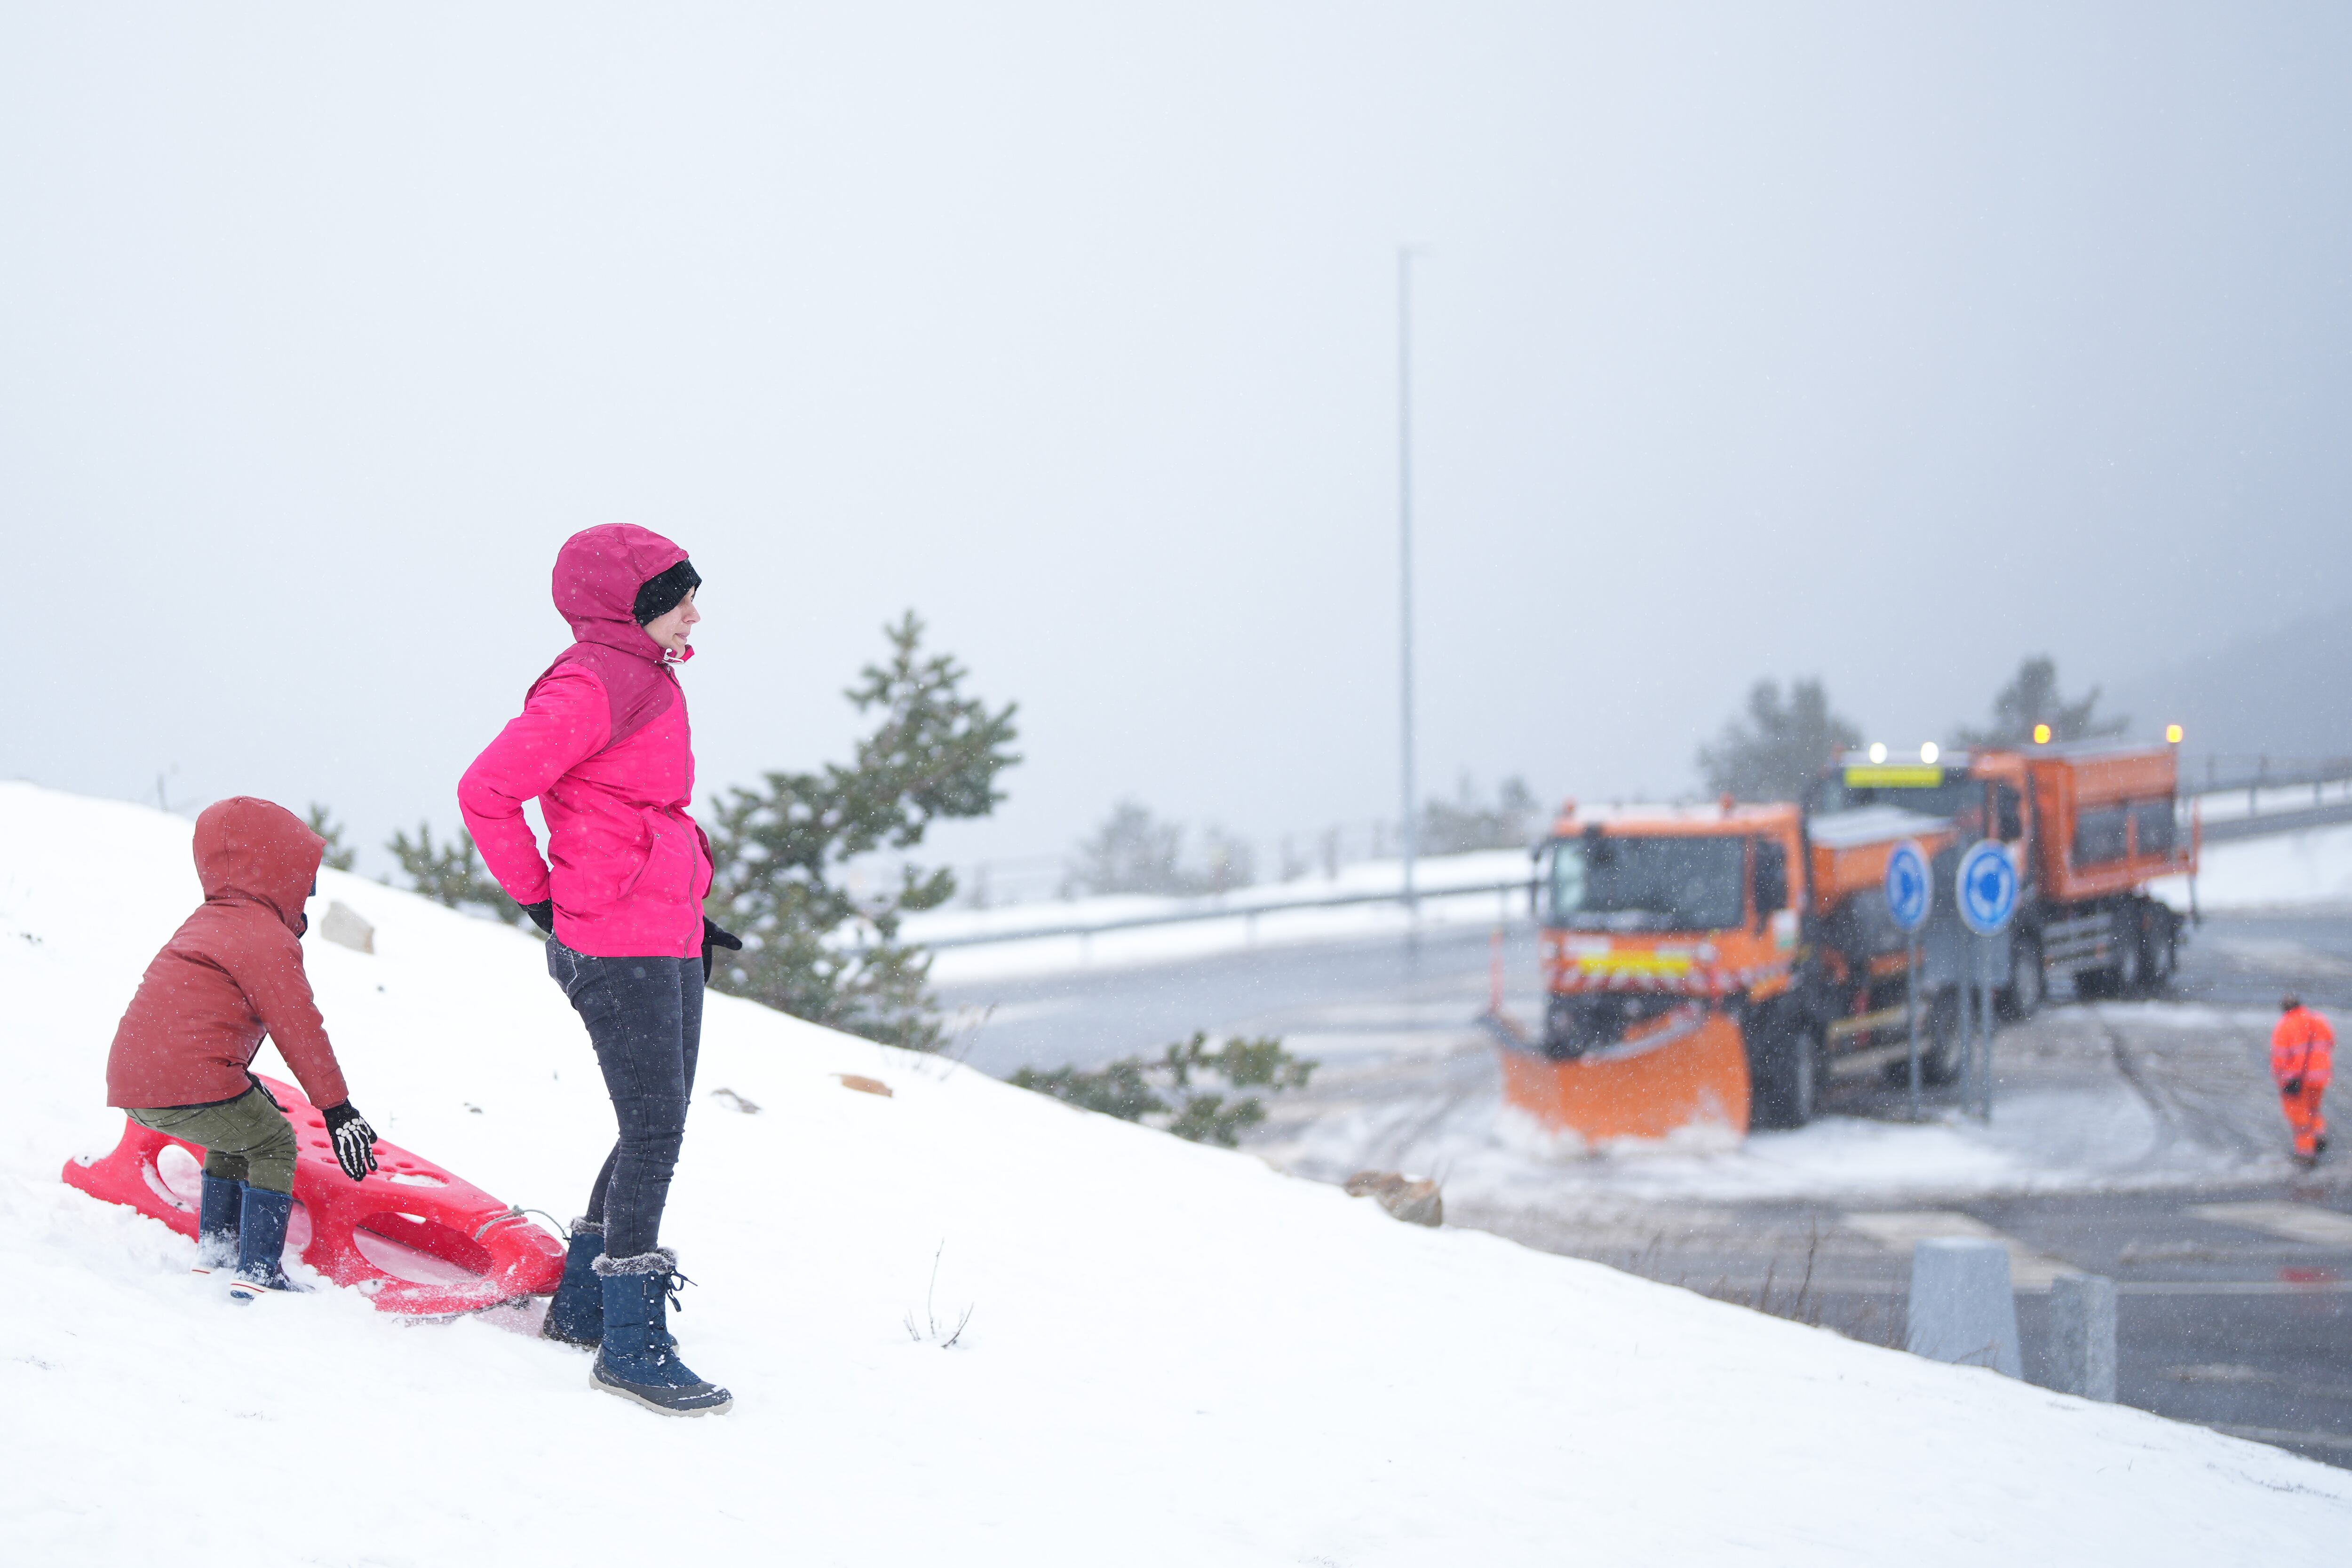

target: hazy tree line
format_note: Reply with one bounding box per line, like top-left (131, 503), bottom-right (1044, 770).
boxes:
top-left (1064, 775), bottom-right (1542, 898)
top-left (1697, 656), bottom-right (2129, 802)
top-left (1068, 655), bottom-right (2119, 896)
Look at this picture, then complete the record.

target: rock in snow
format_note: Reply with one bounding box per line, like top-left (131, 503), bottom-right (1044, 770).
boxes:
top-left (317, 899), bottom-right (375, 954)
top-left (1343, 1169), bottom-right (1445, 1227)
top-left (0, 779), bottom-right (2345, 1565)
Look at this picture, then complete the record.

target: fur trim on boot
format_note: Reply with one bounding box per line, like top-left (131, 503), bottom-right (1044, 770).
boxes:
top-left (592, 1246), bottom-right (678, 1277)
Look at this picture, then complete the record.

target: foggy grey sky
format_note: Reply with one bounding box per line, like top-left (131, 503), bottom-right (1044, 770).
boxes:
top-left (5, 3), bottom-right (2349, 877)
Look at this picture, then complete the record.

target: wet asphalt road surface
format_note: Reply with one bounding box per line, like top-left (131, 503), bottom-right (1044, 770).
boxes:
top-left (936, 910), bottom-right (2352, 1467)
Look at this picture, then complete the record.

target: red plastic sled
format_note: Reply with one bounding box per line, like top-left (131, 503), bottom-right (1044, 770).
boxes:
top-left (64, 1073), bottom-right (564, 1315)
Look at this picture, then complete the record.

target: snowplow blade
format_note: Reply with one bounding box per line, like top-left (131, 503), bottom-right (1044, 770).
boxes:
top-left (1498, 1006), bottom-right (1751, 1146)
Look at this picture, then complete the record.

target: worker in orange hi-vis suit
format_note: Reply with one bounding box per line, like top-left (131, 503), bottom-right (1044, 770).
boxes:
top-left (2271, 995), bottom-right (2334, 1166)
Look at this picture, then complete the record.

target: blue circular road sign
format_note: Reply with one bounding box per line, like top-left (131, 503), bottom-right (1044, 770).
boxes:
top-left (1957, 840), bottom-right (2020, 935)
top-left (1884, 840), bottom-right (1932, 933)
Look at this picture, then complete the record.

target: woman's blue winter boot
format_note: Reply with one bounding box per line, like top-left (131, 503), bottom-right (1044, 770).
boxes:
top-left (591, 1249), bottom-right (732, 1416)
top-left (540, 1217), bottom-right (606, 1347)
top-left (193, 1173), bottom-right (243, 1273)
top-left (227, 1185), bottom-right (298, 1302)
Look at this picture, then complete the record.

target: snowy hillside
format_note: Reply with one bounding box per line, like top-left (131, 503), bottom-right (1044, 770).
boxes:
top-left (4, 781), bottom-right (2347, 1564)
top-left (2155, 819), bottom-right (2352, 910)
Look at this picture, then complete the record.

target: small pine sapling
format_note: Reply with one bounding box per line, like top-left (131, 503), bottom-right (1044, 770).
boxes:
top-left (305, 804), bottom-right (358, 872)
top-left (386, 821), bottom-right (533, 927)
top-left (701, 612), bottom-right (1019, 1050)
top-left (1011, 1033), bottom-right (1315, 1148)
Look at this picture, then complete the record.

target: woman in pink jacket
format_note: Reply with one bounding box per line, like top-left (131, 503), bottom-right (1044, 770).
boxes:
top-left (460, 524), bottom-right (739, 1418)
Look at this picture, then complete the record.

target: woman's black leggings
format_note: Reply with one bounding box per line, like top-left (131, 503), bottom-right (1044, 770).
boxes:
top-left (545, 937), bottom-right (704, 1260)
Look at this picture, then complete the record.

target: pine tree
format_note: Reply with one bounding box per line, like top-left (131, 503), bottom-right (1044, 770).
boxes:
top-left (1953, 656), bottom-right (2127, 748)
top-left (386, 821), bottom-right (532, 927)
top-left (1065, 804), bottom-right (1258, 895)
top-left (1067, 800), bottom-right (1190, 895)
top-left (1697, 679), bottom-right (1863, 801)
top-left (702, 612), bottom-right (1019, 1051)
top-left (1421, 775), bottom-right (1541, 853)
top-left (305, 804), bottom-right (358, 872)
top-left (1009, 1033), bottom-right (1315, 1148)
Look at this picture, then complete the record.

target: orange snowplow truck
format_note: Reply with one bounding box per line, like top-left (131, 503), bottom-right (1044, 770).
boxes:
top-left (1808, 742), bottom-right (2198, 1006)
top-left (1508, 800), bottom-right (1960, 1140)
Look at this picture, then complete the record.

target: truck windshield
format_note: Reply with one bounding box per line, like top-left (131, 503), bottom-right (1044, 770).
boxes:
top-left (1548, 835), bottom-right (1746, 932)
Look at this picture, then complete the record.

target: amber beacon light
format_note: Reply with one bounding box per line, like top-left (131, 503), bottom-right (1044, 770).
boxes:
top-left (2166, 723), bottom-right (2184, 744)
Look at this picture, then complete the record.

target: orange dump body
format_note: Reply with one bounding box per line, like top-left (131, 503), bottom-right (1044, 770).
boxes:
top-left (1815, 741), bottom-right (2196, 1009)
top-left (2023, 746), bottom-right (2196, 901)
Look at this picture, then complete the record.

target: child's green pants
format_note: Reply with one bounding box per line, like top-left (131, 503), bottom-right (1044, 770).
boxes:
top-left (127, 1085), bottom-right (299, 1195)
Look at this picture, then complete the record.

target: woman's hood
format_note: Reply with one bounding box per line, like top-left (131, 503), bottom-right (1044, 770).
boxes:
top-left (552, 524), bottom-right (689, 660)
top-left (192, 797), bottom-right (324, 934)
top-left (537, 523), bottom-right (697, 752)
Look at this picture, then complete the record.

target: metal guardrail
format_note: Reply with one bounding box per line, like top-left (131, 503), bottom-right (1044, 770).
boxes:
top-left (918, 877), bottom-right (1534, 950)
top-left (2191, 756), bottom-right (2352, 796)
top-left (2202, 799), bottom-right (2352, 844)
top-left (2190, 755), bottom-right (2352, 841)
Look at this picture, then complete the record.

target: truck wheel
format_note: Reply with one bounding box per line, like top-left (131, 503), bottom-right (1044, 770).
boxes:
top-left (2141, 908), bottom-right (2177, 991)
top-left (2114, 909), bottom-right (2146, 997)
top-left (1747, 1006), bottom-right (1820, 1131)
top-left (1920, 990), bottom-right (1967, 1086)
top-left (1998, 934), bottom-right (2045, 1022)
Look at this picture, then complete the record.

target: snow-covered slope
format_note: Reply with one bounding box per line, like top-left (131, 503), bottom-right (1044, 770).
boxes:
top-left (3, 782), bottom-right (2346, 1564)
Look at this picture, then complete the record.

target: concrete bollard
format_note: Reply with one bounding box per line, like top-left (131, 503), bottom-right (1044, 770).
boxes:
top-left (2046, 1273), bottom-right (2118, 1402)
top-left (1906, 1237), bottom-right (2021, 1378)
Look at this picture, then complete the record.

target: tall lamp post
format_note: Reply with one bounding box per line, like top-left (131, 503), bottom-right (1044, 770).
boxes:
top-left (1397, 246), bottom-right (1420, 933)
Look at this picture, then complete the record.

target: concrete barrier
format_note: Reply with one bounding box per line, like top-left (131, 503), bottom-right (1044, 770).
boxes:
top-left (2046, 1273), bottom-right (2117, 1401)
top-left (1906, 1237), bottom-right (2021, 1377)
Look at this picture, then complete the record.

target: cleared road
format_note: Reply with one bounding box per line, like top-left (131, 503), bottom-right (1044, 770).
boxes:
top-left (937, 910), bottom-right (2352, 1467)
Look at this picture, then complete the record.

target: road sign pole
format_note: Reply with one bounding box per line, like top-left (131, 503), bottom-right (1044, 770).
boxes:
top-left (1906, 931), bottom-right (1922, 1122)
top-left (1975, 934), bottom-right (1993, 1122)
top-left (1955, 839), bottom-right (2018, 1125)
top-left (1976, 931), bottom-right (1994, 1114)
top-left (1883, 839), bottom-right (1932, 1124)
top-left (1963, 937), bottom-right (1977, 1117)
top-left (1973, 936), bottom-right (1983, 1117)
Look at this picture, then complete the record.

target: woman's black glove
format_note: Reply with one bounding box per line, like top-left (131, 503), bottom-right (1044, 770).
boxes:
top-left (702, 917), bottom-right (743, 982)
top-left (322, 1101), bottom-right (380, 1182)
top-left (2284, 1077), bottom-right (2305, 1096)
top-left (521, 900), bottom-right (555, 935)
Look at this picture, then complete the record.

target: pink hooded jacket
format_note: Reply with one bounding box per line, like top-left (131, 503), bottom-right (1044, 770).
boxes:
top-left (458, 526), bottom-right (712, 959)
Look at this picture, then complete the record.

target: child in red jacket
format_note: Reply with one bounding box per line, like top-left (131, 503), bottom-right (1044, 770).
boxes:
top-left (107, 796), bottom-right (378, 1300)
top-left (2272, 994), bottom-right (2334, 1166)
